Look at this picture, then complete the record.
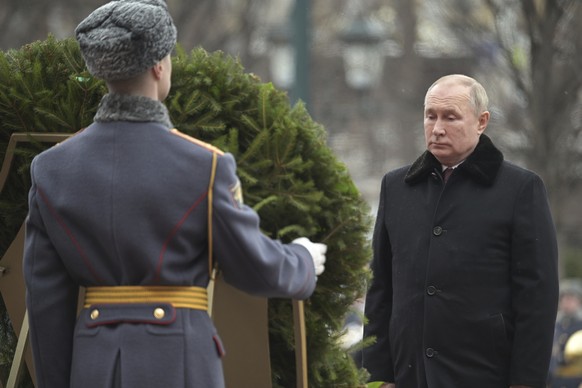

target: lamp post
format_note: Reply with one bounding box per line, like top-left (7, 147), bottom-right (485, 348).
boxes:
top-left (268, 24), bottom-right (295, 90)
top-left (339, 15), bottom-right (386, 91)
top-left (290, 0), bottom-right (310, 108)
top-left (267, 4), bottom-right (389, 105)
top-left (267, 0), bottom-right (311, 109)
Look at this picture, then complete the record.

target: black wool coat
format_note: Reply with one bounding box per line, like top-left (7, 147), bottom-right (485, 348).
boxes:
top-left (362, 135), bottom-right (559, 388)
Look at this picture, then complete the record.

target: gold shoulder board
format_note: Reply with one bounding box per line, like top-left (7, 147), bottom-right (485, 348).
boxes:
top-left (170, 129), bottom-right (224, 155)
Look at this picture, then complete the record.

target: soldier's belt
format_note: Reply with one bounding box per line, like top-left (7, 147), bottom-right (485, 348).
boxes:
top-left (84, 285), bottom-right (208, 311)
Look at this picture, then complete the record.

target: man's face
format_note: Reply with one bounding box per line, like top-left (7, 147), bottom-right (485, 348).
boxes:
top-left (423, 81), bottom-right (489, 166)
top-left (560, 293), bottom-right (582, 316)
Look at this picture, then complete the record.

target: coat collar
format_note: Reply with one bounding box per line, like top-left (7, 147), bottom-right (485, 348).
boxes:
top-left (94, 93), bottom-right (173, 128)
top-left (404, 134), bottom-right (504, 186)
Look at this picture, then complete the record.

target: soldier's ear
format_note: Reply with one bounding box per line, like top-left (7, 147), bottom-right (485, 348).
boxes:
top-left (152, 62), bottom-right (163, 80)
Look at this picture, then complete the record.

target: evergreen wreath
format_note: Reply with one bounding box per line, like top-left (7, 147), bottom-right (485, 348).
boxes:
top-left (0, 36), bottom-right (373, 387)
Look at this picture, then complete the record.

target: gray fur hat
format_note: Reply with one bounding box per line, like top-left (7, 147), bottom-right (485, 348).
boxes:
top-left (75, 0), bottom-right (177, 81)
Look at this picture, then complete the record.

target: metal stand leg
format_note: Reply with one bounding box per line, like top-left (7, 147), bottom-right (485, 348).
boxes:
top-left (6, 310), bottom-right (28, 388)
top-left (293, 300), bottom-right (308, 388)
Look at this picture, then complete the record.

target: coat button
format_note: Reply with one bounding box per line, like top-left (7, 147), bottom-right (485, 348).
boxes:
top-left (153, 307), bottom-right (165, 319)
top-left (432, 226), bottom-right (443, 236)
top-left (427, 286), bottom-right (437, 295)
top-left (426, 348), bottom-right (436, 358)
top-left (90, 309), bottom-right (99, 320)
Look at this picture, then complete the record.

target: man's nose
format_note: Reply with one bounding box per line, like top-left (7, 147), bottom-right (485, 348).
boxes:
top-left (432, 123), bottom-right (445, 136)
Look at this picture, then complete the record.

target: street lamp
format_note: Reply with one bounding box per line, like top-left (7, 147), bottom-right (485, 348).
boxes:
top-left (267, 24), bottom-right (295, 90)
top-left (267, 5), bottom-right (388, 103)
top-left (339, 15), bottom-right (386, 90)
top-left (267, 0), bottom-right (311, 108)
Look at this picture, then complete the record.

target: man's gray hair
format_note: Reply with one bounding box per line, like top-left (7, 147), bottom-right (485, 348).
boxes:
top-left (425, 74), bottom-right (489, 116)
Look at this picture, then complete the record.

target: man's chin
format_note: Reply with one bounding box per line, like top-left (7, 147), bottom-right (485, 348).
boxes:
top-left (429, 148), bottom-right (449, 159)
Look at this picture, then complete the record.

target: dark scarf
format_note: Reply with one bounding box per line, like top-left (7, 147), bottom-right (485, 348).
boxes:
top-left (404, 134), bottom-right (504, 187)
top-left (94, 93), bottom-right (173, 128)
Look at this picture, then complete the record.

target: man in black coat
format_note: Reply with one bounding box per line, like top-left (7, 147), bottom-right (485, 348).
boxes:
top-left (361, 74), bottom-right (559, 388)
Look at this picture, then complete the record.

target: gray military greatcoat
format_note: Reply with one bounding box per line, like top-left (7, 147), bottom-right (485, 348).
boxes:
top-left (24, 94), bottom-right (316, 388)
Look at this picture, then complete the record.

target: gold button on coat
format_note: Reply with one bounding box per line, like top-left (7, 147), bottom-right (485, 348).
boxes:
top-left (153, 307), bottom-right (165, 319)
top-left (90, 309), bottom-right (99, 320)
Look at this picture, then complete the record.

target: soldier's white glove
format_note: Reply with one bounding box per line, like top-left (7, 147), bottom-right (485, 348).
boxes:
top-left (292, 237), bottom-right (327, 276)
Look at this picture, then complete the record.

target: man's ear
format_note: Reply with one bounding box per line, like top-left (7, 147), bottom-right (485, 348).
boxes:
top-left (478, 111), bottom-right (490, 134)
top-left (152, 62), bottom-right (163, 80)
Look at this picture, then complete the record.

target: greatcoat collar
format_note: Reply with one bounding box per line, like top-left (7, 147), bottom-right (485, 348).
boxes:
top-left (404, 134), bottom-right (504, 187)
top-left (94, 93), bottom-right (173, 128)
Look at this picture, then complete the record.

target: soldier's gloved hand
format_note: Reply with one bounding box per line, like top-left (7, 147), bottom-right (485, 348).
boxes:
top-left (292, 237), bottom-right (327, 276)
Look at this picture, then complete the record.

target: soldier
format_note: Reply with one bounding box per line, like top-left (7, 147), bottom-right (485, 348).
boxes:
top-left (548, 279), bottom-right (582, 388)
top-left (23, 1), bottom-right (326, 387)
